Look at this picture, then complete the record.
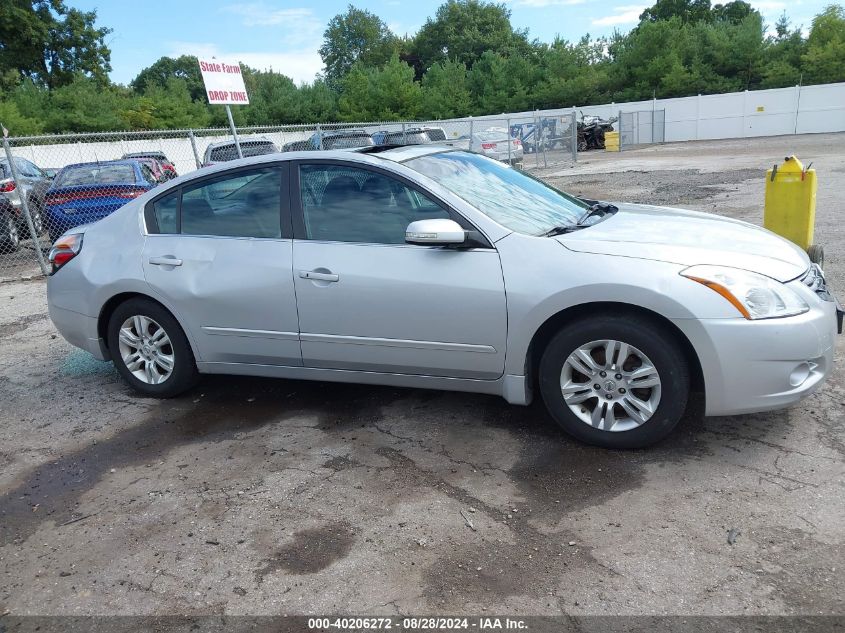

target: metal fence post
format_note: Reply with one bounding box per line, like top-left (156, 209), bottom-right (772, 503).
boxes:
top-left (507, 117), bottom-right (512, 165)
top-left (316, 123), bottom-right (323, 150)
top-left (225, 105), bottom-right (243, 159)
top-left (571, 111), bottom-right (577, 162)
top-left (469, 117), bottom-right (474, 147)
top-left (618, 109), bottom-right (623, 151)
top-left (188, 130), bottom-right (202, 169)
top-left (402, 122), bottom-right (407, 144)
top-left (534, 113), bottom-right (540, 170)
top-left (2, 135), bottom-right (49, 274)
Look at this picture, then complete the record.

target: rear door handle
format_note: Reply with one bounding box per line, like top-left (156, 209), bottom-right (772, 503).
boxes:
top-left (149, 256), bottom-right (182, 266)
top-left (299, 270), bottom-right (339, 282)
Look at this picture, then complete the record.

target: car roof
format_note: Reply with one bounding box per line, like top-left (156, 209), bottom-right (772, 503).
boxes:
top-left (161, 146), bottom-right (457, 185)
top-left (206, 137), bottom-right (275, 149)
top-left (60, 160), bottom-right (142, 169)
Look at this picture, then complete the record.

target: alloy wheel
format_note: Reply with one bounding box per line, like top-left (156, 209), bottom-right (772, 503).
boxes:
top-left (560, 339), bottom-right (662, 432)
top-left (5, 216), bottom-right (20, 248)
top-left (117, 315), bottom-right (175, 385)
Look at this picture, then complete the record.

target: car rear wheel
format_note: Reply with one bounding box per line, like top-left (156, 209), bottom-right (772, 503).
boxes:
top-left (1, 214), bottom-right (20, 251)
top-left (539, 315), bottom-right (690, 448)
top-left (107, 298), bottom-right (199, 397)
top-left (20, 203), bottom-right (43, 239)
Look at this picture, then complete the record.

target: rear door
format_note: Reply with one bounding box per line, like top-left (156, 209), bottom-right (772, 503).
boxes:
top-left (142, 163), bottom-right (301, 367)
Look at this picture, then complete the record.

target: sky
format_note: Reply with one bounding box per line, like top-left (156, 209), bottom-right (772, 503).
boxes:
top-left (73, 0), bottom-right (824, 87)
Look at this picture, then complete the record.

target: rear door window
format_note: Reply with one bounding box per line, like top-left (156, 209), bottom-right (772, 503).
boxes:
top-left (181, 167), bottom-right (282, 238)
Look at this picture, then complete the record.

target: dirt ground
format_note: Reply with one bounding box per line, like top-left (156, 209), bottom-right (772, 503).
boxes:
top-left (1, 134), bottom-right (843, 618)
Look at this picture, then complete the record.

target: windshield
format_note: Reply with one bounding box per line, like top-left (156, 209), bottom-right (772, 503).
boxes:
top-left (405, 151), bottom-right (589, 235)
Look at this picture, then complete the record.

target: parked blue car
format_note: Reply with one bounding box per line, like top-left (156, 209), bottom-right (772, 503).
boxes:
top-left (44, 160), bottom-right (159, 243)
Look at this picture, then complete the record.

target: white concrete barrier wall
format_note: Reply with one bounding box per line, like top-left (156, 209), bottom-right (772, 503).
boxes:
top-left (9, 81), bottom-right (845, 176)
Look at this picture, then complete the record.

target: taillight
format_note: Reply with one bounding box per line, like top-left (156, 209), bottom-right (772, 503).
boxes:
top-left (481, 143), bottom-right (497, 150)
top-left (0, 181), bottom-right (16, 193)
top-left (116, 189), bottom-right (145, 199)
top-left (513, 139), bottom-right (521, 146)
top-left (46, 187), bottom-right (145, 205)
top-left (48, 233), bottom-right (83, 272)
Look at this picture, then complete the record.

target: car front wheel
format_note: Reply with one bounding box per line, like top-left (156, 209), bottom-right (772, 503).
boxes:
top-left (107, 298), bottom-right (199, 397)
top-left (539, 315), bottom-right (690, 448)
top-left (1, 213), bottom-right (20, 252)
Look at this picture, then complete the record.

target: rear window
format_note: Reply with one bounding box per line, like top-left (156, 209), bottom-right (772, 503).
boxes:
top-left (384, 131), bottom-right (429, 145)
top-left (323, 134), bottom-right (374, 149)
top-left (56, 164), bottom-right (136, 187)
top-left (477, 131), bottom-right (507, 141)
top-left (425, 129), bottom-right (447, 142)
top-left (209, 141), bottom-right (278, 162)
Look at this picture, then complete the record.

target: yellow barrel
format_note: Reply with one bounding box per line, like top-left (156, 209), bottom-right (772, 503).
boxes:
top-left (764, 156), bottom-right (816, 251)
top-left (604, 131), bottom-right (619, 152)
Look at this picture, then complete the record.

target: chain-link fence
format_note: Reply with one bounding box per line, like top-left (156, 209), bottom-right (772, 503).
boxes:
top-left (619, 109), bottom-right (666, 150)
top-left (0, 110), bottom-right (578, 280)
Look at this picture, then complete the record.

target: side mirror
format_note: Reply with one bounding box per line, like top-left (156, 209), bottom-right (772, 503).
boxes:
top-left (405, 219), bottom-right (466, 246)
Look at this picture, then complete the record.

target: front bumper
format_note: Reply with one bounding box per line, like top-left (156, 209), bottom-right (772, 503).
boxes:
top-left (673, 288), bottom-right (839, 417)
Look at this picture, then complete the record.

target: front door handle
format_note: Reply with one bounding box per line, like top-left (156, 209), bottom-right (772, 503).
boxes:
top-left (149, 256), bottom-right (182, 266)
top-left (299, 270), bottom-right (339, 282)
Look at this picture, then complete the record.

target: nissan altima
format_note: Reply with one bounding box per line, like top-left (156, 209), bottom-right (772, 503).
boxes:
top-left (46, 146), bottom-right (842, 448)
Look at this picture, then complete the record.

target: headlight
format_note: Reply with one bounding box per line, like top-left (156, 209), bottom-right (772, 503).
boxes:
top-left (681, 265), bottom-right (809, 320)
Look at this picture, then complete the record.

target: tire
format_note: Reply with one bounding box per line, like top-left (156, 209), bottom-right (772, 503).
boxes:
top-left (538, 314), bottom-right (690, 449)
top-left (107, 297), bottom-right (199, 398)
top-left (1, 213), bottom-right (20, 252)
top-left (808, 244), bottom-right (824, 270)
top-left (19, 202), bottom-right (43, 239)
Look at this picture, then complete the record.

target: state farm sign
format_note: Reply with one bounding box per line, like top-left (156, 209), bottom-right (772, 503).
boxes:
top-left (198, 58), bottom-right (249, 105)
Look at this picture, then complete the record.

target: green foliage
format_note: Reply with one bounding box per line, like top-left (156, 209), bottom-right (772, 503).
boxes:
top-left (131, 55), bottom-right (206, 102)
top-left (338, 55), bottom-right (422, 121)
top-left (802, 5), bottom-right (845, 83)
top-left (0, 101), bottom-right (43, 135)
top-left (319, 5), bottom-right (399, 88)
top-left (414, 0), bottom-right (530, 70)
top-left (421, 59), bottom-right (472, 118)
top-left (0, 0), bottom-right (111, 90)
top-left (0, 0), bottom-right (843, 135)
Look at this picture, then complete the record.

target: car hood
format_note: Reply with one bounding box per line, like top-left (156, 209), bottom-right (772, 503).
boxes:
top-left (557, 202), bottom-right (809, 282)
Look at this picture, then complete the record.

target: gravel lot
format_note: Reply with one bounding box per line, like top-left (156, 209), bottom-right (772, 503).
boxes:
top-left (1, 134), bottom-right (843, 618)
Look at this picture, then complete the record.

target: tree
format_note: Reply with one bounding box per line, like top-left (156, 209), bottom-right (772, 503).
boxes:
top-left (802, 4), bottom-right (845, 83)
top-left (421, 59), bottom-right (471, 118)
top-left (131, 55), bottom-right (206, 102)
top-left (0, 101), bottom-right (42, 135)
top-left (639, 0), bottom-right (714, 23)
top-left (44, 76), bottom-right (129, 132)
top-left (413, 0), bottom-right (529, 70)
top-left (319, 5), bottom-right (399, 88)
top-left (338, 56), bottom-right (421, 121)
top-left (0, 0), bottom-right (111, 89)
top-left (760, 13), bottom-right (805, 87)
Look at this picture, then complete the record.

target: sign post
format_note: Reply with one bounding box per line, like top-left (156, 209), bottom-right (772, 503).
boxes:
top-left (197, 58), bottom-right (250, 160)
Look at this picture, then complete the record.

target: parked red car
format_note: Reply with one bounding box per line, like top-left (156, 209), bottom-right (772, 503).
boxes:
top-left (121, 152), bottom-right (177, 179)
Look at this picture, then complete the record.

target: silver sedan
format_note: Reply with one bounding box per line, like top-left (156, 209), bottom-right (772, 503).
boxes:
top-left (46, 146), bottom-right (842, 448)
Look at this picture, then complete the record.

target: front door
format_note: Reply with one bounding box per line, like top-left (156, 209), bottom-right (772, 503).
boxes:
top-left (142, 164), bottom-right (301, 366)
top-left (291, 162), bottom-right (507, 380)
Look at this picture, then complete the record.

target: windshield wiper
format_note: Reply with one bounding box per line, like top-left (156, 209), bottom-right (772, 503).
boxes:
top-left (541, 202), bottom-right (618, 237)
top-left (576, 201), bottom-right (618, 226)
top-left (541, 224), bottom-right (584, 237)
